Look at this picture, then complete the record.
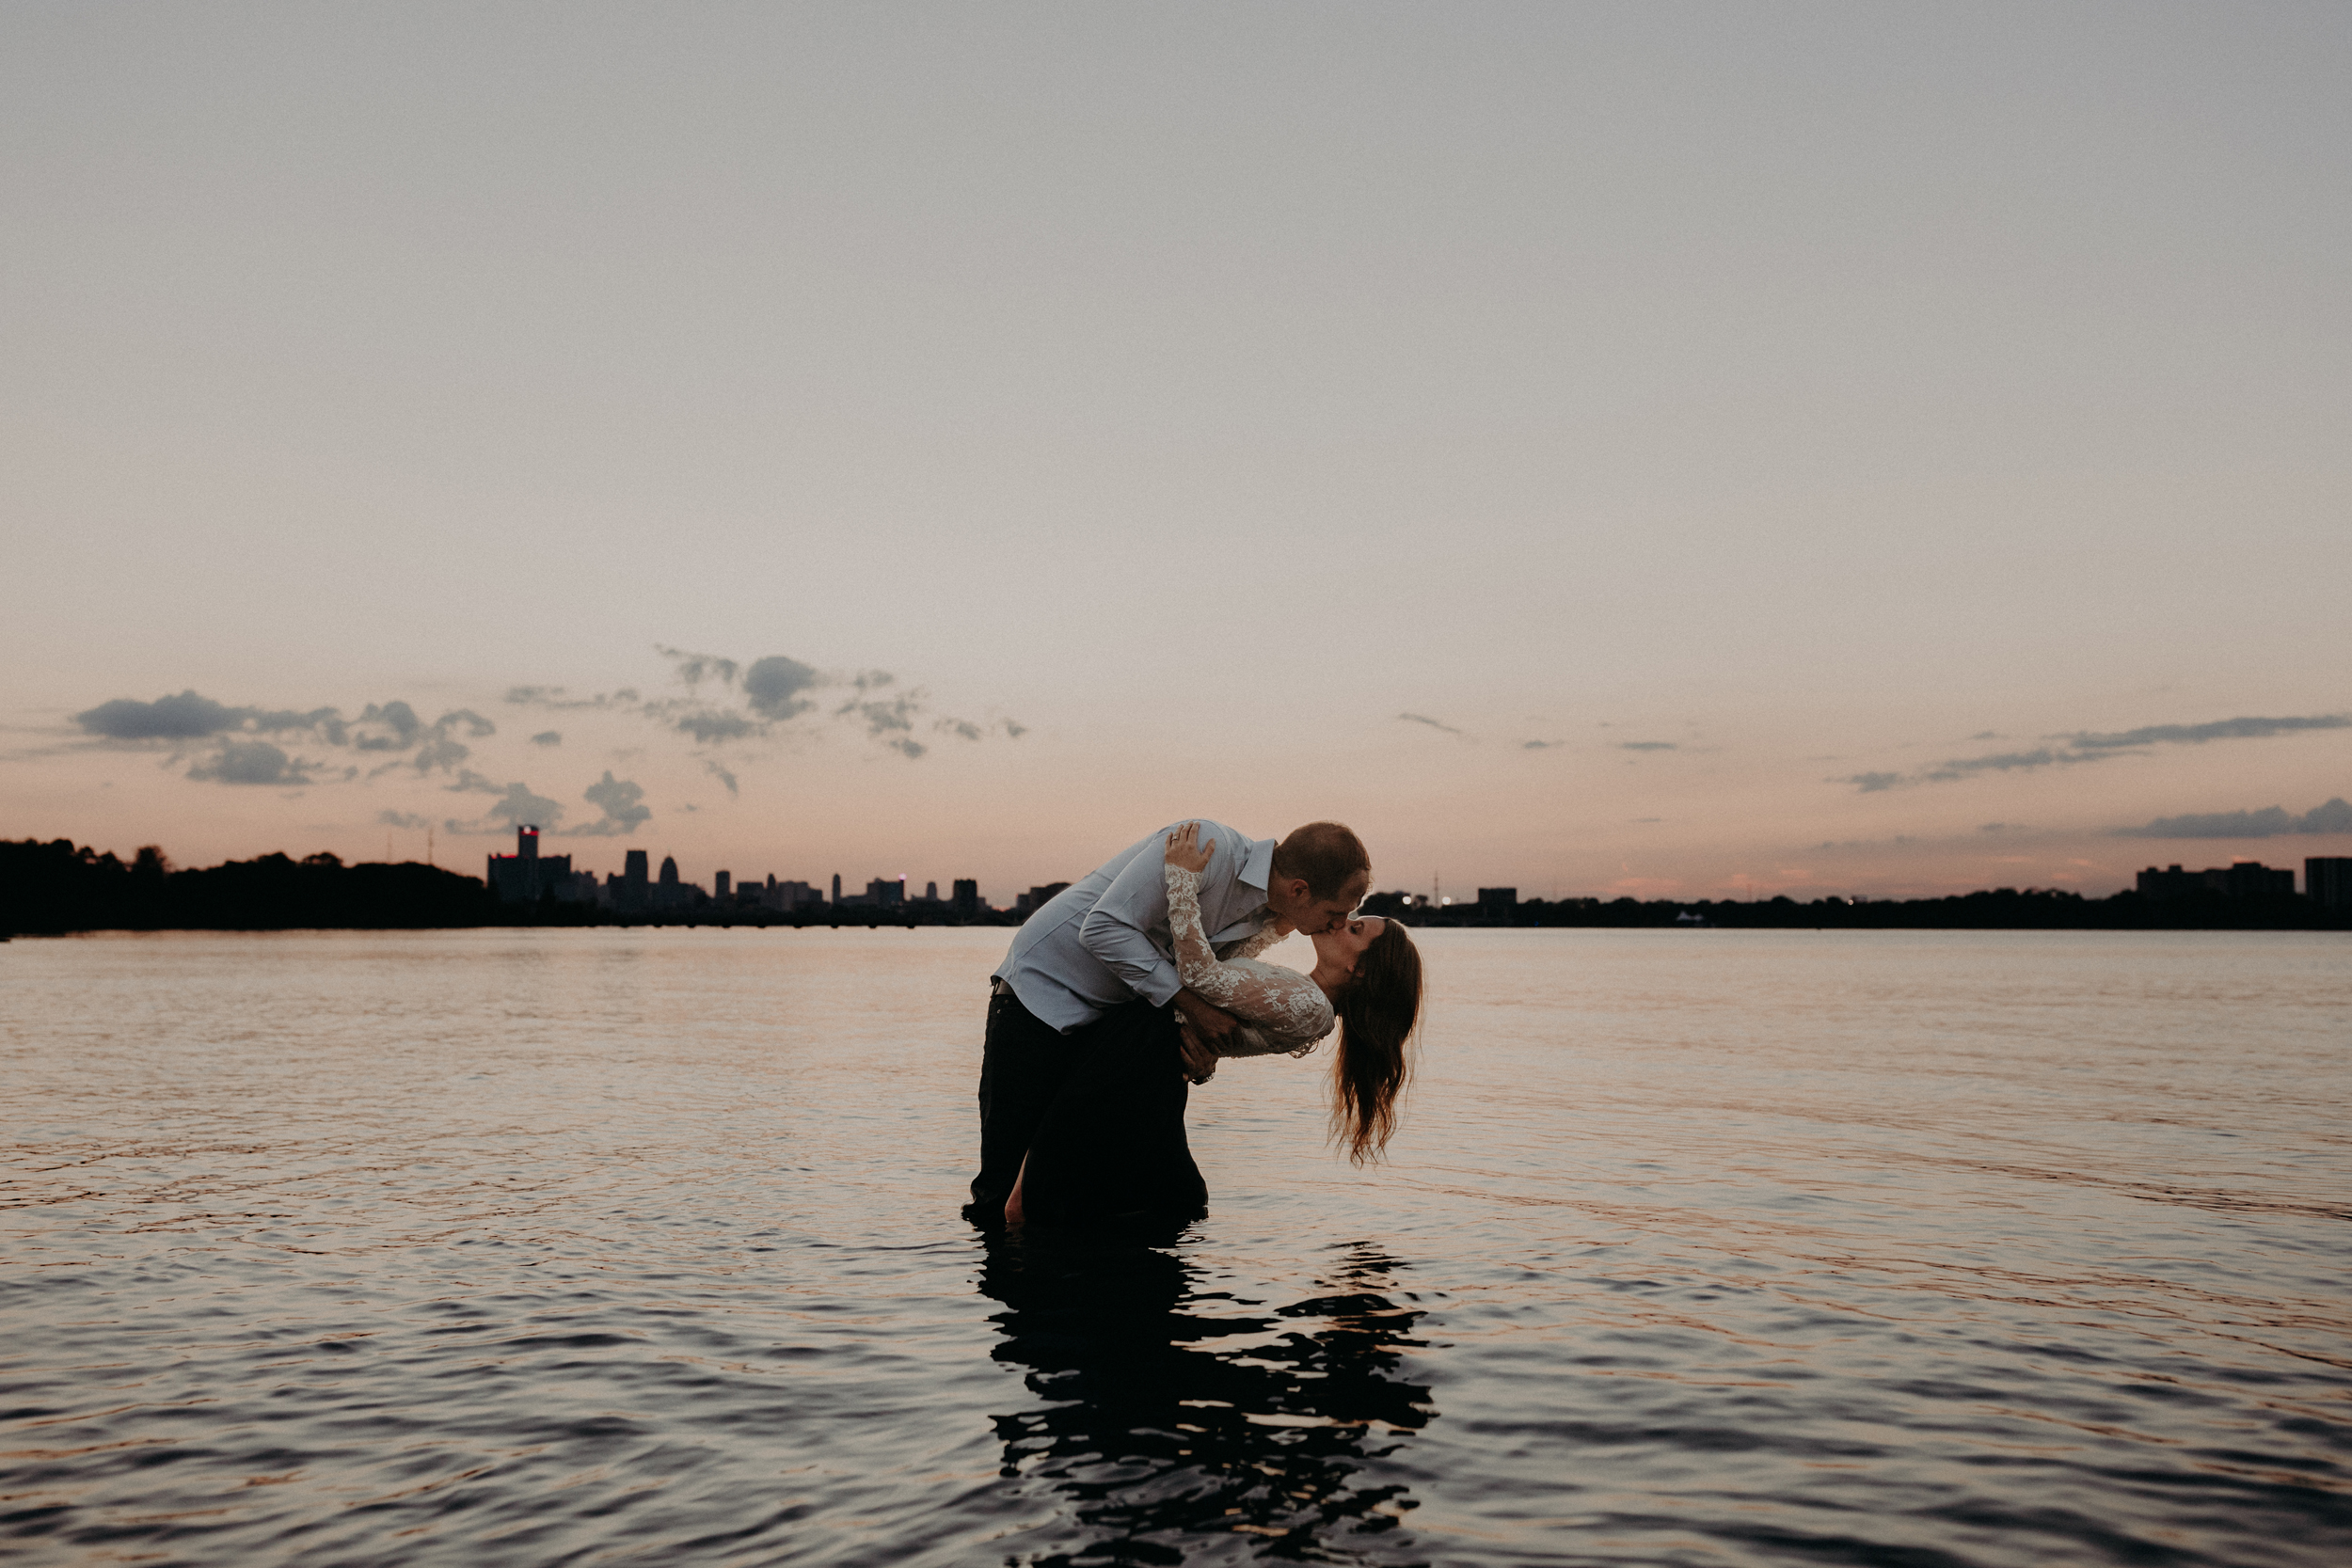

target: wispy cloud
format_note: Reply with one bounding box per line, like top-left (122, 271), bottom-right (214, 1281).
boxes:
top-left (75, 690), bottom-right (250, 740)
top-left (71, 689), bottom-right (493, 786)
top-left (741, 656), bottom-right (819, 720)
top-left (574, 771), bottom-right (652, 836)
top-left (2112, 797), bottom-right (2352, 839)
top-left (185, 739), bottom-right (330, 786)
top-left (655, 646), bottom-right (739, 689)
top-left (507, 646), bottom-right (1010, 762)
top-left (50, 648), bottom-right (988, 829)
top-left (671, 709), bottom-right (758, 744)
top-left (1618, 741), bottom-right (1677, 752)
top-left (503, 685), bottom-right (641, 710)
top-left (439, 769), bottom-right (653, 837)
top-left (1398, 713), bottom-right (1464, 736)
top-left (441, 772), bottom-right (564, 834)
top-left (1838, 712), bottom-right (2349, 791)
top-left (836, 675), bottom-right (926, 756)
top-left (74, 690), bottom-right (348, 743)
top-left (1922, 747), bottom-right (2110, 782)
top-left (2067, 715), bottom-right (2349, 750)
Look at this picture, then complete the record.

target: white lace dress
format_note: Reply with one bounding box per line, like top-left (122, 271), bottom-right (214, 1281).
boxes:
top-left (1165, 863), bottom-right (1334, 1058)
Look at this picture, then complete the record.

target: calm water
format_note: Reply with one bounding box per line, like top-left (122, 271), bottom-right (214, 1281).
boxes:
top-left (4, 927), bottom-right (2347, 1566)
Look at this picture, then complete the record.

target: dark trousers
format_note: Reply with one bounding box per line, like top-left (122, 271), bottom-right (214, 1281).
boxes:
top-left (965, 985), bottom-right (1085, 1224)
top-left (964, 989), bottom-right (1206, 1228)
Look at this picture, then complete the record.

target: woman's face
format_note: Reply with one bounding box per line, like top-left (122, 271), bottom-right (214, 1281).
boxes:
top-left (1311, 914), bottom-right (1386, 975)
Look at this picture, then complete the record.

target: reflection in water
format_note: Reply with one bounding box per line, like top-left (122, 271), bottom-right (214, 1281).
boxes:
top-left (977, 1232), bottom-right (1437, 1564)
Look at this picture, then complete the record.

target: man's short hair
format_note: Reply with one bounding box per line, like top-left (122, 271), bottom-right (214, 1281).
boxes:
top-left (1271, 821), bottom-right (1371, 900)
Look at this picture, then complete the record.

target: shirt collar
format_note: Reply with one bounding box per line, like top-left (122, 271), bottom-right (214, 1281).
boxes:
top-left (1237, 836), bottom-right (1276, 892)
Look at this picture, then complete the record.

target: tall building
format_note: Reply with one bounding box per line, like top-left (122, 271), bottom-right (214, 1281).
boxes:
top-left (715, 870), bottom-right (732, 901)
top-left (1013, 881), bottom-right (1072, 918)
top-left (2306, 858), bottom-right (2352, 910)
top-left (486, 824), bottom-right (577, 903)
top-left (2137, 861), bottom-right (2296, 898)
top-left (656, 855), bottom-right (689, 911)
top-left (2223, 861), bottom-right (2295, 898)
top-left (620, 848), bottom-right (650, 912)
top-left (952, 878), bottom-right (979, 917)
top-left (925, 880), bottom-right (939, 902)
top-left (767, 879), bottom-right (818, 911)
top-left (831, 872), bottom-right (842, 905)
top-left (866, 878), bottom-right (904, 907)
top-left (1477, 887), bottom-right (1518, 913)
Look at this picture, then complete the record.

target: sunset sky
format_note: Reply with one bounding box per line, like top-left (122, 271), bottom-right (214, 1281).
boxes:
top-left (7, 3), bottom-right (2347, 903)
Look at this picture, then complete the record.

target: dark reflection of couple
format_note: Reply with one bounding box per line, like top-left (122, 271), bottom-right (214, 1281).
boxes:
top-left (976, 1231), bottom-right (1437, 1564)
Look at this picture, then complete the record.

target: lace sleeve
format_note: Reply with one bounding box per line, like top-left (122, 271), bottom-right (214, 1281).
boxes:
top-left (1165, 863), bottom-right (1333, 1041)
top-left (1224, 924), bottom-right (1286, 961)
top-left (1217, 1024), bottom-right (1295, 1059)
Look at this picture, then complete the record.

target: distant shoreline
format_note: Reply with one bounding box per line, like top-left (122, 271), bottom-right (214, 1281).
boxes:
top-left (1365, 890), bottom-right (2349, 933)
top-left (7, 837), bottom-right (2345, 937)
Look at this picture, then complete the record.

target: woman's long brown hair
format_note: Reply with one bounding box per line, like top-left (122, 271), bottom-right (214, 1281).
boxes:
top-left (1329, 919), bottom-right (1422, 1164)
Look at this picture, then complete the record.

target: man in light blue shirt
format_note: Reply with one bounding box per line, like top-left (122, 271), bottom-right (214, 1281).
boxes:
top-left (967, 818), bottom-right (1372, 1225)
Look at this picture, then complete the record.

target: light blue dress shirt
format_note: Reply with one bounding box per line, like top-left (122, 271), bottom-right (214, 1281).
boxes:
top-left (993, 819), bottom-right (1276, 1032)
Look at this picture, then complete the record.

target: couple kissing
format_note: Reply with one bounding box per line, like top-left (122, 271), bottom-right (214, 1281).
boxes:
top-left (965, 818), bottom-right (1422, 1231)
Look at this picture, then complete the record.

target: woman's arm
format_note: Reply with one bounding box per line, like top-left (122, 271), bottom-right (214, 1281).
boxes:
top-left (1163, 824), bottom-right (1328, 1034)
top-left (1215, 1023), bottom-right (1299, 1059)
top-left (1166, 864), bottom-right (1259, 1013)
top-left (1225, 924), bottom-right (1288, 962)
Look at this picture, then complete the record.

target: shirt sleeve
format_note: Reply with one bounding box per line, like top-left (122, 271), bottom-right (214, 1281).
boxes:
top-left (1075, 841), bottom-right (1183, 1006)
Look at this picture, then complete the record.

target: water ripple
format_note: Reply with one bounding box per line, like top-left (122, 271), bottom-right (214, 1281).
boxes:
top-left (3, 927), bottom-right (2347, 1564)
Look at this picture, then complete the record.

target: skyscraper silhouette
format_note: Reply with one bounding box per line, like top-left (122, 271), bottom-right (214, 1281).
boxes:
top-left (486, 824), bottom-right (573, 903)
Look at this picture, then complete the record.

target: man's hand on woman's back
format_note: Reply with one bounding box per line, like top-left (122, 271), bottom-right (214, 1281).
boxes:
top-left (1174, 985), bottom-right (1238, 1084)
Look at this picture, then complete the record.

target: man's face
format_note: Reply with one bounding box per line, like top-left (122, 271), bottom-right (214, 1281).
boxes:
top-left (1273, 871), bottom-right (1369, 936)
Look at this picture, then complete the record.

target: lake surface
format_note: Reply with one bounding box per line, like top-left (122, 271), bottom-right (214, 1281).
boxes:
top-left (3, 927), bottom-right (2347, 1566)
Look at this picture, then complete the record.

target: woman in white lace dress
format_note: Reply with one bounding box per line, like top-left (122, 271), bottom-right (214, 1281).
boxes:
top-left (1008, 824), bottom-right (1422, 1227)
top-left (1160, 822), bottom-right (1422, 1164)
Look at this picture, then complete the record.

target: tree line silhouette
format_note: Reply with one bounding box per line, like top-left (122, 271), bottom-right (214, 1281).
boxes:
top-left (1361, 886), bottom-right (2347, 931)
top-left (5, 837), bottom-right (2344, 935)
top-left (2, 839), bottom-right (503, 934)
